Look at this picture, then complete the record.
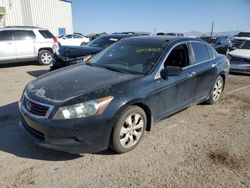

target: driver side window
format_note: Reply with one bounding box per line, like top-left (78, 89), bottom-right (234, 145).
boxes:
top-left (164, 43), bottom-right (189, 68)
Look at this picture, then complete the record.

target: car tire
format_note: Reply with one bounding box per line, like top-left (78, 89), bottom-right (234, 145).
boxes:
top-left (110, 106), bottom-right (147, 154)
top-left (38, 50), bottom-right (53, 65)
top-left (206, 76), bottom-right (224, 104)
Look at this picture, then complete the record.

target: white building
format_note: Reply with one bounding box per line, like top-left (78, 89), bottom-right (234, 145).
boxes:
top-left (0, 0), bottom-right (73, 36)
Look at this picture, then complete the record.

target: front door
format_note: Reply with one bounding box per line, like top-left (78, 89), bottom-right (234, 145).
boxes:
top-left (153, 43), bottom-right (197, 118)
top-left (0, 30), bottom-right (16, 61)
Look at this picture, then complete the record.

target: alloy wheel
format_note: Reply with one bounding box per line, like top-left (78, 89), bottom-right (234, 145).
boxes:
top-left (212, 77), bottom-right (223, 102)
top-left (119, 113), bottom-right (144, 148)
top-left (41, 52), bottom-right (52, 64)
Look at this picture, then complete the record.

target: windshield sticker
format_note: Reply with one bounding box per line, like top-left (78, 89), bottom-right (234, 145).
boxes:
top-left (109, 38), bottom-right (119, 42)
top-left (136, 48), bottom-right (161, 53)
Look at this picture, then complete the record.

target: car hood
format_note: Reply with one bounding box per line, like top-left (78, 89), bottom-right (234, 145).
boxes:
top-left (58, 46), bottom-right (102, 59)
top-left (229, 49), bottom-right (250, 60)
top-left (26, 64), bottom-right (139, 104)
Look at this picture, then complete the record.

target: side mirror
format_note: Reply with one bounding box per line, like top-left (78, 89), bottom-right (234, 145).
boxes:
top-left (160, 66), bottom-right (181, 79)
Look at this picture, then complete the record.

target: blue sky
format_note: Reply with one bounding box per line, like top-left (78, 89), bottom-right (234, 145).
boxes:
top-left (71, 0), bottom-right (250, 35)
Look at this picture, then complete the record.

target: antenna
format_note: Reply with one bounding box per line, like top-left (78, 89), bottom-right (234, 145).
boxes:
top-left (210, 21), bottom-right (214, 37)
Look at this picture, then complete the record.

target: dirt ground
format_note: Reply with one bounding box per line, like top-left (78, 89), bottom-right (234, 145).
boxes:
top-left (0, 62), bottom-right (249, 188)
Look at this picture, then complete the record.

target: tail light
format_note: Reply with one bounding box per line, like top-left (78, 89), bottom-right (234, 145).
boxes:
top-left (53, 37), bottom-right (58, 43)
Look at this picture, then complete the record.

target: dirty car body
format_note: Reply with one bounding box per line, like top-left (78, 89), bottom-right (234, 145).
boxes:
top-left (50, 34), bottom-right (132, 70)
top-left (19, 36), bottom-right (230, 154)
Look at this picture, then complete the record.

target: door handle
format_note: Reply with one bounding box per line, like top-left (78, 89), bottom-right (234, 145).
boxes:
top-left (187, 71), bottom-right (196, 78)
top-left (212, 63), bottom-right (217, 67)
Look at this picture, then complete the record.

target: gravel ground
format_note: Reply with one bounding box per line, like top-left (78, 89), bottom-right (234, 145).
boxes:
top-left (0, 62), bottom-right (249, 188)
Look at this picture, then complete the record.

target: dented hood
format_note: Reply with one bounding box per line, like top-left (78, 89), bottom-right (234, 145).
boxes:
top-left (58, 46), bottom-right (102, 59)
top-left (229, 49), bottom-right (250, 60)
top-left (26, 64), bottom-right (138, 104)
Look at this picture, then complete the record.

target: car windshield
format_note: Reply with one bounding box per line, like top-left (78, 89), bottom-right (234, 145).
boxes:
top-left (240, 41), bottom-right (250, 49)
top-left (236, 32), bottom-right (250, 38)
top-left (89, 41), bottom-right (165, 74)
top-left (86, 36), bottom-right (119, 49)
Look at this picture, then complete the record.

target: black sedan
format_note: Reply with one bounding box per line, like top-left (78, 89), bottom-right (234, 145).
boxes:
top-left (19, 36), bottom-right (229, 154)
top-left (200, 36), bottom-right (232, 54)
top-left (50, 34), bottom-right (132, 70)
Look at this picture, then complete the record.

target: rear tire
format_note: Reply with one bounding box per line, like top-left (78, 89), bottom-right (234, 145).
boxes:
top-left (38, 50), bottom-right (53, 65)
top-left (110, 106), bottom-right (147, 154)
top-left (206, 76), bottom-right (224, 104)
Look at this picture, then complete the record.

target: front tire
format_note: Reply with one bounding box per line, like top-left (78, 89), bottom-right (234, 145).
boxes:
top-left (206, 76), bottom-right (224, 104)
top-left (38, 50), bottom-right (53, 65)
top-left (111, 106), bottom-right (147, 154)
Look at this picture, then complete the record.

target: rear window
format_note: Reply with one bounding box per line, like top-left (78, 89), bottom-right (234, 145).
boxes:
top-left (240, 41), bottom-right (250, 49)
top-left (14, 30), bottom-right (36, 40)
top-left (0, 30), bottom-right (13, 41)
top-left (207, 45), bottom-right (215, 59)
top-left (191, 42), bottom-right (210, 63)
top-left (38, 30), bottom-right (54, 38)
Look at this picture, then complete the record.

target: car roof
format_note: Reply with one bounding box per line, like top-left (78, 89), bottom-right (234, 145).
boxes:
top-left (121, 36), bottom-right (204, 44)
top-left (99, 34), bottom-right (134, 39)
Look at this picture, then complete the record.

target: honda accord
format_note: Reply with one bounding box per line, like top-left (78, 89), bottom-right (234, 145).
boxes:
top-left (19, 36), bottom-right (230, 154)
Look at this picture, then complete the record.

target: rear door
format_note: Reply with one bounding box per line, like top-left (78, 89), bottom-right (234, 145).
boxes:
top-left (189, 42), bottom-right (217, 101)
top-left (13, 30), bottom-right (36, 59)
top-left (0, 30), bottom-right (16, 61)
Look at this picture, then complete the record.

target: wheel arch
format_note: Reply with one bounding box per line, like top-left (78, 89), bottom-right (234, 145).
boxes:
top-left (38, 48), bottom-right (53, 54)
top-left (115, 100), bottom-right (153, 132)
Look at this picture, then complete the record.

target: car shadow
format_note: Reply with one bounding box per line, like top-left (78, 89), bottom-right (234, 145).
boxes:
top-left (27, 70), bottom-right (49, 77)
top-left (0, 61), bottom-right (39, 68)
top-left (229, 72), bottom-right (250, 76)
top-left (0, 102), bottom-right (80, 161)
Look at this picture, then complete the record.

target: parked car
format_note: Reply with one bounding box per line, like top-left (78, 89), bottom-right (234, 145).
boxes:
top-left (58, 34), bottom-right (90, 46)
top-left (0, 26), bottom-right (57, 65)
top-left (19, 36), bottom-right (229, 154)
top-left (50, 34), bottom-right (132, 70)
top-left (228, 40), bottom-right (250, 74)
top-left (232, 31), bottom-right (250, 49)
top-left (112, 32), bottom-right (151, 36)
top-left (200, 36), bottom-right (232, 54)
top-left (166, 33), bottom-right (184, 36)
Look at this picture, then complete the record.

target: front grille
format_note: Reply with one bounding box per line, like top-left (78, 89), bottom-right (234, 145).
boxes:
top-left (23, 96), bottom-right (50, 117)
top-left (232, 39), bottom-right (245, 48)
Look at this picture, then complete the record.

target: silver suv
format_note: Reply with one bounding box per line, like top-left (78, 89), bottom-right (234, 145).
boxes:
top-left (0, 26), bottom-right (57, 65)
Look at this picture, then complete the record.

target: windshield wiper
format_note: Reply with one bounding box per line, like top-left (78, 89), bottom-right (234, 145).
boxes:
top-left (105, 66), bottom-right (127, 73)
top-left (85, 61), bottom-right (92, 66)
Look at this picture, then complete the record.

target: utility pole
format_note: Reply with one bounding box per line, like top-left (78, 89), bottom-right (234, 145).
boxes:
top-left (210, 21), bottom-right (214, 37)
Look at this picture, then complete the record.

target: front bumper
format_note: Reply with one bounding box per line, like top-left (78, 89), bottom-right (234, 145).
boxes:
top-left (19, 109), bottom-right (115, 154)
top-left (230, 61), bottom-right (250, 74)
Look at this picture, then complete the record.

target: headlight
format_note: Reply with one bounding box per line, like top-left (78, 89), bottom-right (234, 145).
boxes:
top-left (69, 55), bottom-right (93, 65)
top-left (53, 96), bottom-right (113, 119)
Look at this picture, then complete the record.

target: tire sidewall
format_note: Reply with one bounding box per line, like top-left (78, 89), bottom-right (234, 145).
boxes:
top-left (112, 106), bottom-right (147, 154)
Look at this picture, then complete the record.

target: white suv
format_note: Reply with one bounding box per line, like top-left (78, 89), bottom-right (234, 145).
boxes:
top-left (0, 26), bottom-right (57, 65)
